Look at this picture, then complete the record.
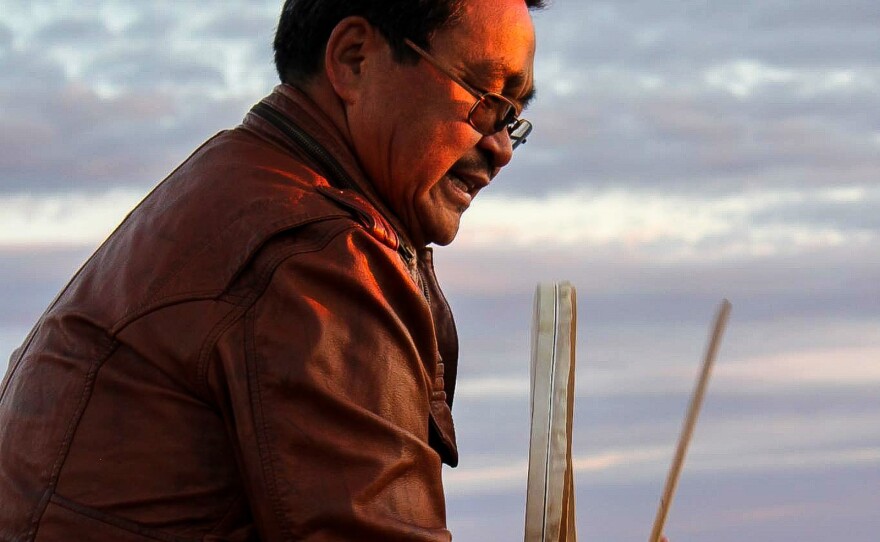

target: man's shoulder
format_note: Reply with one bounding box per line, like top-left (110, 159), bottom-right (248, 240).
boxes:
top-left (159, 125), bottom-right (402, 264)
top-left (56, 128), bottom-right (402, 332)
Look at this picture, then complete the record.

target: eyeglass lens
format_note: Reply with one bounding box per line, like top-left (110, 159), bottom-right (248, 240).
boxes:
top-left (471, 94), bottom-right (518, 134)
top-left (471, 95), bottom-right (531, 148)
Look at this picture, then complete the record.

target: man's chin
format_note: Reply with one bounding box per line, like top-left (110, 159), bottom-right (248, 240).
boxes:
top-left (430, 235), bottom-right (456, 247)
top-left (421, 216), bottom-right (461, 247)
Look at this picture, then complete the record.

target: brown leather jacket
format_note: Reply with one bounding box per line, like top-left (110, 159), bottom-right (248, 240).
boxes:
top-left (0, 85), bottom-right (459, 542)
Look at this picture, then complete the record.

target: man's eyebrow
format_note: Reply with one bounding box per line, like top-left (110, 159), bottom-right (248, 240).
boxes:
top-left (515, 80), bottom-right (537, 110)
top-left (505, 72), bottom-right (536, 110)
top-left (469, 60), bottom-right (536, 109)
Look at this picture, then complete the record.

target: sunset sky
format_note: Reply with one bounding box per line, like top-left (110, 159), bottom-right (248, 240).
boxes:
top-left (1, 1), bottom-right (878, 540)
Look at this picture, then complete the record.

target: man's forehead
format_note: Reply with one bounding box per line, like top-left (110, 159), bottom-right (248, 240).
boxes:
top-left (438, 0), bottom-right (537, 103)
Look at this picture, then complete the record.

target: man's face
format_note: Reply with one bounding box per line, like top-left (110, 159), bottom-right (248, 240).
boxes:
top-left (349, 0), bottom-right (536, 246)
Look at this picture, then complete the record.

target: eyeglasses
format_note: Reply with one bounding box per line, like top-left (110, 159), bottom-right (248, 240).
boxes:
top-left (404, 38), bottom-right (533, 150)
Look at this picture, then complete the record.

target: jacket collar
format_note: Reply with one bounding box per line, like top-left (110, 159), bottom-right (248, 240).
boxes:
top-left (243, 84), bottom-right (420, 254)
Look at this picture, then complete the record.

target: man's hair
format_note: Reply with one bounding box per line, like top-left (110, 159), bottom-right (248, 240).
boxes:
top-left (274, 0), bottom-right (546, 84)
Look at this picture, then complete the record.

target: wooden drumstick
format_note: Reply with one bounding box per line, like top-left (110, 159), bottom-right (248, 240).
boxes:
top-left (649, 299), bottom-right (732, 542)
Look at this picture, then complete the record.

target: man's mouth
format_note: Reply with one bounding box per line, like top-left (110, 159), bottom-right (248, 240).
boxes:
top-left (443, 172), bottom-right (473, 208)
top-left (447, 169), bottom-right (490, 199)
top-left (450, 174), bottom-right (470, 195)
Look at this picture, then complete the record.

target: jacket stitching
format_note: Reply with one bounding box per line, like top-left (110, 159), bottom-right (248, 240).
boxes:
top-left (109, 291), bottom-right (226, 336)
top-left (238, 224), bottom-right (362, 540)
top-left (203, 493), bottom-right (247, 539)
top-left (28, 336), bottom-right (119, 541)
top-left (109, 205), bottom-right (282, 332)
top-left (194, 303), bottom-right (251, 403)
top-left (48, 493), bottom-right (198, 542)
top-left (196, 219), bottom-right (359, 396)
top-left (243, 306), bottom-right (295, 541)
top-left (109, 212), bottom-right (351, 337)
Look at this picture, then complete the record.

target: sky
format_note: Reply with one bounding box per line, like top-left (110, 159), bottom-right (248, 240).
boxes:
top-left (1, 1), bottom-right (878, 540)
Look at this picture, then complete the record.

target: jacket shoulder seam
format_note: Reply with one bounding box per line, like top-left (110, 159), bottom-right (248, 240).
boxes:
top-left (108, 212), bottom-right (352, 337)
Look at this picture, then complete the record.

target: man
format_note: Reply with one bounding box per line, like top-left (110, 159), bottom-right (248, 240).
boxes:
top-left (0, 0), bottom-right (541, 540)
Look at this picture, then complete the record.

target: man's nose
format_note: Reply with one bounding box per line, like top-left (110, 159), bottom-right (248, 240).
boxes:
top-left (477, 128), bottom-right (514, 170)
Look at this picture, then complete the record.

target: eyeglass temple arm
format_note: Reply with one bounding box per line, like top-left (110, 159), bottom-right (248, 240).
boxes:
top-left (404, 38), bottom-right (485, 100)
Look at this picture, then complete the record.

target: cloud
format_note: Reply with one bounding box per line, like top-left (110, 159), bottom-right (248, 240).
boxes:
top-left (512, 66), bottom-right (880, 193)
top-left (0, 80), bottom-right (252, 191)
top-left (444, 441), bottom-right (880, 495)
top-left (0, 1), bottom-right (277, 192)
top-left (456, 186), bottom-right (876, 259)
top-left (8, 182), bottom-right (873, 270)
top-left (83, 45), bottom-right (226, 90)
top-left (0, 189), bottom-right (142, 247)
top-left (33, 15), bottom-right (112, 46)
top-left (536, 1), bottom-right (880, 70)
top-left (0, 46), bottom-right (67, 93)
top-left (122, 10), bottom-right (182, 40)
top-left (454, 345), bottom-right (880, 404)
top-left (0, 245), bottom-right (91, 328)
top-left (510, 1), bottom-right (880, 198)
top-left (444, 446), bottom-right (670, 494)
top-left (718, 346), bottom-right (880, 389)
top-left (0, 22), bottom-right (11, 49)
top-left (195, 8), bottom-right (279, 41)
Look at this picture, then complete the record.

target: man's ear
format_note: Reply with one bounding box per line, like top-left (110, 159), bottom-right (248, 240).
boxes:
top-left (324, 16), bottom-right (383, 104)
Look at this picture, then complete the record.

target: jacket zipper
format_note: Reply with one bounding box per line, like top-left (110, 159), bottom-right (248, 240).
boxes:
top-left (398, 244), bottom-right (430, 305)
